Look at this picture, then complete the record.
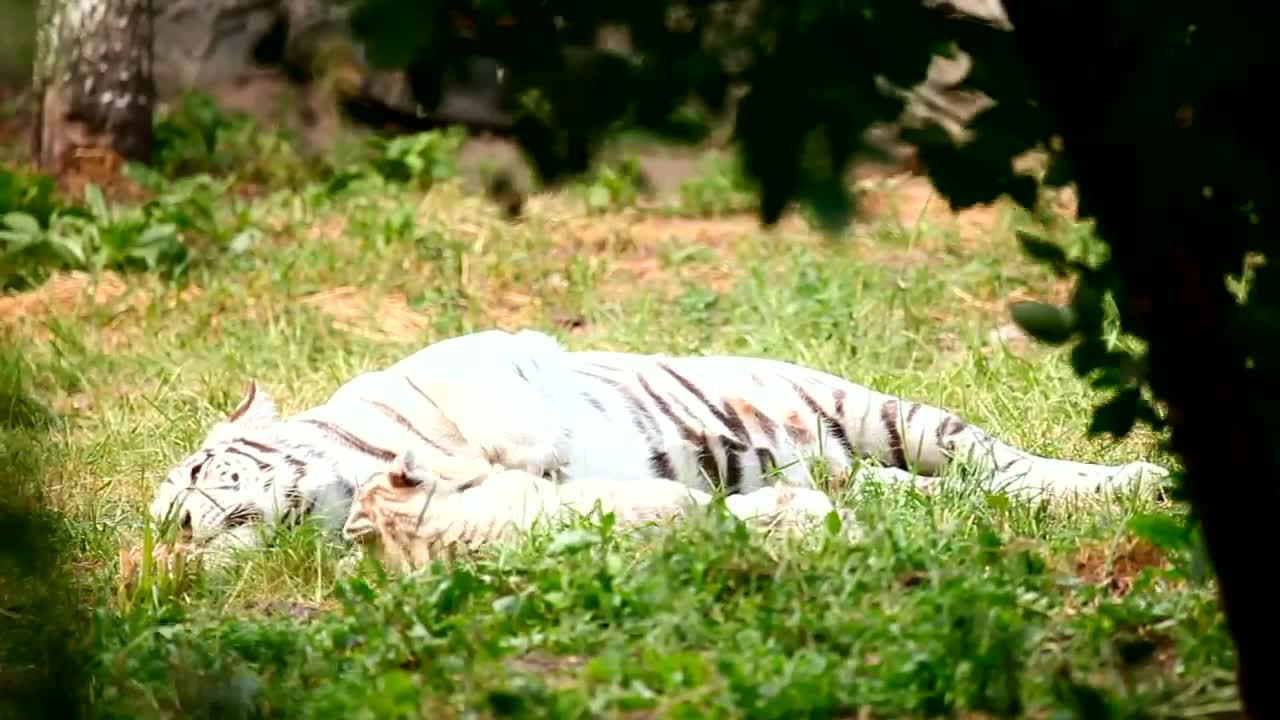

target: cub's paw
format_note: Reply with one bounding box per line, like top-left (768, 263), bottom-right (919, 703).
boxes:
top-left (118, 540), bottom-right (203, 591)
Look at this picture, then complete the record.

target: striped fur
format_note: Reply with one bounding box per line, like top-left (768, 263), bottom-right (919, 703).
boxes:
top-left (149, 329), bottom-right (1168, 554)
top-left (343, 446), bottom-right (844, 570)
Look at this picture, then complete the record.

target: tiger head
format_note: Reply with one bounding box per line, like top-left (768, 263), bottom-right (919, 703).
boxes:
top-left (148, 381), bottom-right (318, 552)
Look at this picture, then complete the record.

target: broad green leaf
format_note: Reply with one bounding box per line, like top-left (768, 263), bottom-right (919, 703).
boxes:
top-left (1069, 279), bottom-right (1105, 333)
top-left (83, 183), bottom-right (109, 222)
top-left (1017, 231), bottom-right (1068, 266)
top-left (1010, 301), bottom-right (1075, 344)
top-left (2, 212), bottom-right (41, 236)
top-left (1088, 387), bottom-right (1141, 438)
top-left (1069, 337), bottom-right (1109, 376)
top-left (1127, 512), bottom-right (1189, 552)
top-left (547, 528), bottom-right (598, 555)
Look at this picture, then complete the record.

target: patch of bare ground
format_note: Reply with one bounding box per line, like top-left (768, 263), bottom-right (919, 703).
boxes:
top-left (855, 174), bottom-right (1007, 248)
top-left (0, 270), bottom-right (200, 351)
top-left (300, 286), bottom-right (431, 343)
top-left (1067, 537), bottom-right (1172, 597)
top-left (547, 212), bottom-right (811, 303)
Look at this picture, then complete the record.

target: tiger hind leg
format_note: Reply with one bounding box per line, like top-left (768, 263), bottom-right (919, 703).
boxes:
top-left (849, 396), bottom-right (1168, 500)
top-left (929, 416), bottom-right (1169, 499)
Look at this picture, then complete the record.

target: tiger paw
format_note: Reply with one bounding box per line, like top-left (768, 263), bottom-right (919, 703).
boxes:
top-left (118, 540), bottom-right (203, 590)
top-left (1106, 461), bottom-right (1172, 499)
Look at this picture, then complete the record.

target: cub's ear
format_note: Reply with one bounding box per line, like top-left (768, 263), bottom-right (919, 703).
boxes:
top-left (388, 447), bottom-right (431, 489)
top-left (227, 380), bottom-right (276, 427)
top-left (385, 448), bottom-right (493, 491)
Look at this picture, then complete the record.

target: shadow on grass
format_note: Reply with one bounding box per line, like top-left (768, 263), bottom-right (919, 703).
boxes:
top-left (0, 346), bottom-right (89, 718)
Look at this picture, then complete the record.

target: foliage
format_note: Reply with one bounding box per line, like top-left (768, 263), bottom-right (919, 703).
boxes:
top-left (337, 1), bottom-right (1280, 712)
top-left (673, 152), bottom-right (759, 218)
top-left (152, 90), bottom-right (318, 185)
top-left (0, 170), bottom-right (257, 288)
top-left (573, 152), bottom-right (650, 213)
top-left (325, 126), bottom-right (468, 191)
top-left (0, 89), bottom-right (475, 286)
top-left (1, 172), bottom-right (1226, 715)
top-left (89, 503), bottom-right (1230, 718)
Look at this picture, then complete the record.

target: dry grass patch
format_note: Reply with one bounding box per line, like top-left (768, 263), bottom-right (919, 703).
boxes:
top-left (300, 286), bottom-right (432, 343)
top-left (1068, 537), bottom-right (1173, 597)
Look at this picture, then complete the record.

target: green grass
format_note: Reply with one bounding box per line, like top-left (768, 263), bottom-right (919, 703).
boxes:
top-left (0, 130), bottom-right (1235, 718)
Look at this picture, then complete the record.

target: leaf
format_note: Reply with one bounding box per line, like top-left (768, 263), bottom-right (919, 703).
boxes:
top-left (1069, 279), bottom-right (1106, 334)
top-left (46, 233), bottom-right (88, 267)
top-left (1188, 526), bottom-right (1212, 586)
top-left (547, 529), bottom-right (598, 555)
top-left (1088, 387), bottom-right (1141, 438)
top-left (1042, 150), bottom-right (1073, 188)
top-left (1126, 512), bottom-right (1189, 552)
top-left (804, 178), bottom-right (853, 235)
top-left (228, 229), bottom-right (260, 255)
top-left (1016, 231), bottom-right (1068, 272)
top-left (1010, 301), bottom-right (1075, 344)
top-left (586, 185), bottom-right (611, 210)
top-left (823, 510), bottom-right (843, 536)
top-left (83, 183), bottom-right (109, 222)
top-left (1116, 637), bottom-right (1158, 668)
top-left (1007, 174), bottom-right (1040, 211)
top-left (1069, 337), bottom-right (1109, 376)
top-left (2, 212), bottom-right (41, 236)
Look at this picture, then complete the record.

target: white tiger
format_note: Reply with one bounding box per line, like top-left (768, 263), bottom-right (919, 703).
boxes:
top-left (148, 328), bottom-right (1168, 555)
top-left (341, 446), bottom-right (844, 571)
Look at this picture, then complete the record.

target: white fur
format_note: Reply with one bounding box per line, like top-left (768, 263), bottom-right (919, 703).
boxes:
top-left (150, 329), bottom-right (1169, 554)
top-left (342, 447), bottom-right (845, 570)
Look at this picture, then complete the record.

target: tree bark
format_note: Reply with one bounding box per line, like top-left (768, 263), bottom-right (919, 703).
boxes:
top-left (32, 0), bottom-right (155, 174)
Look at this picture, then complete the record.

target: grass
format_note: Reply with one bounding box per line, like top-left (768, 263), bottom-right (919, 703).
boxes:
top-left (0, 113), bottom-right (1235, 718)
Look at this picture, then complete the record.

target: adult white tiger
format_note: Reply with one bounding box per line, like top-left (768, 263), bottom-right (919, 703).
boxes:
top-left (149, 328), bottom-right (1168, 555)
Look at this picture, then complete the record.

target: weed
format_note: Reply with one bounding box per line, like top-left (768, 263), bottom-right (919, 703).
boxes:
top-left (673, 151), bottom-right (758, 217)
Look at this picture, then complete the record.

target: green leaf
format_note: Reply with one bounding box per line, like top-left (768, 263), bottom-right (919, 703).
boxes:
top-left (1069, 279), bottom-right (1105, 333)
top-left (83, 183), bottom-right (109, 222)
top-left (1188, 526), bottom-right (1212, 586)
top-left (1010, 301), bottom-right (1075, 344)
top-left (3, 212), bottom-right (41, 236)
top-left (805, 178), bottom-right (853, 235)
top-left (586, 185), bottom-right (611, 210)
top-left (547, 529), bottom-right (598, 555)
top-left (823, 510), bottom-right (843, 536)
top-left (46, 233), bottom-right (88, 267)
top-left (1088, 387), bottom-right (1141, 438)
top-left (1069, 337), bottom-right (1109, 376)
top-left (1016, 231), bottom-right (1068, 271)
top-left (1126, 512), bottom-right (1189, 552)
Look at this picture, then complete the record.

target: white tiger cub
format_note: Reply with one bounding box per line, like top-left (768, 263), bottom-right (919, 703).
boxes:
top-left (148, 328), bottom-right (1168, 556)
top-left (341, 446), bottom-right (843, 570)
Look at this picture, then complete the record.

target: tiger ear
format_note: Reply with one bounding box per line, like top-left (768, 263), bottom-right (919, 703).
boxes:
top-left (227, 380), bottom-right (276, 427)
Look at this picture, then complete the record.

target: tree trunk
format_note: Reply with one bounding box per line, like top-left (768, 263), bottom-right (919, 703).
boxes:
top-left (31, 0), bottom-right (155, 175)
top-left (1001, 2), bottom-right (1280, 716)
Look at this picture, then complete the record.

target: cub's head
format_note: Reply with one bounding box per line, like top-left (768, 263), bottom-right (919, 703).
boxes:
top-left (149, 381), bottom-right (308, 550)
top-left (343, 447), bottom-right (497, 570)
